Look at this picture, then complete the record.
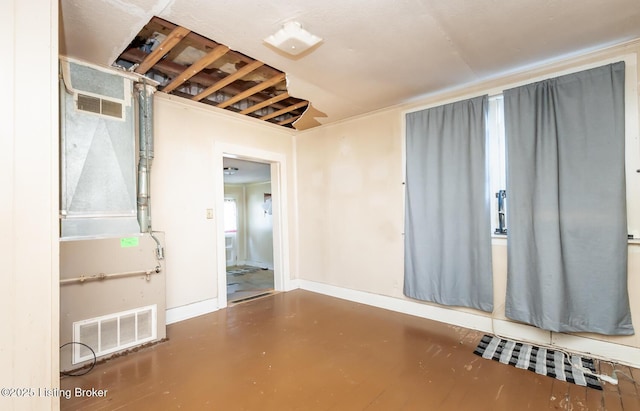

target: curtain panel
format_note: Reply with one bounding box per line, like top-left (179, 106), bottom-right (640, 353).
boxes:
top-left (404, 95), bottom-right (494, 312)
top-left (504, 62), bottom-right (633, 335)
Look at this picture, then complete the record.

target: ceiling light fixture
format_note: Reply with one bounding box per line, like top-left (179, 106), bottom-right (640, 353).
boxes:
top-left (223, 167), bottom-right (239, 175)
top-left (264, 21), bottom-right (322, 56)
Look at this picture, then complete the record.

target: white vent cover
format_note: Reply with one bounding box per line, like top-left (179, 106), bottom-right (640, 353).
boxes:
top-left (76, 93), bottom-right (124, 119)
top-left (72, 305), bottom-right (157, 364)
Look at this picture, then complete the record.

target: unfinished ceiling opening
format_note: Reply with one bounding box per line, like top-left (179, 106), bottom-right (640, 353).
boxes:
top-left (114, 17), bottom-right (309, 129)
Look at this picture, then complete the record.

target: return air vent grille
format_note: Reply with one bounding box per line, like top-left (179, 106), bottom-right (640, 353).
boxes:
top-left (72, 305), bottom-right (157, 364)
top-left (76, 93), bottom-right (123, 119)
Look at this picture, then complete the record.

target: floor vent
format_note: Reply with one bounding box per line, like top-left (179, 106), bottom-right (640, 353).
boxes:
top-left (72, 305), bottom-right (157, 364)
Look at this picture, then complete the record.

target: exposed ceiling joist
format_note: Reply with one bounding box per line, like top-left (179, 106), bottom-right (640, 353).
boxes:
top-left (277, 115), bottom-right (301, 126)
top-left (239, 92), bottom-right (290, 115)
top-left (217, 73), bottom-right (286, 109)
top-left (119, 48), bottom-right (289, 108)
top-left (193, 60), bottom-right (264, 101)
top-left (135, 26), bottom-right (190, 74)
top-left (260, 101), bottom-right (309, 121)
top-left (115, 17), bottom-right (309, 129)
top-left (162, 44), bottom-right (230, 93)
top-left (121, 48), bottom-right (230, 90)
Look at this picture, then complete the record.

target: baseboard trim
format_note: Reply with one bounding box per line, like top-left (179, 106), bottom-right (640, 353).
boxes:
top-left (285, 278), bottom-right (301, 292)
top-left (165, 298), bottom-right (219, 325)
top-left (552, 332), bottom-right (640, 367)
top-left (296, 279), bottom-right (640, 367)
top-left (297, 279), bottom-right (493, 332)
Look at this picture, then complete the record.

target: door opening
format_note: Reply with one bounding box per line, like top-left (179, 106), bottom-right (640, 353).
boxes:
top-left (223, 157), bottom-right (275, 304)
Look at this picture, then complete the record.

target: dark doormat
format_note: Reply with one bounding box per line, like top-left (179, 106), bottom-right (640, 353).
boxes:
top-left (474, 334), bottom-right (602, 390)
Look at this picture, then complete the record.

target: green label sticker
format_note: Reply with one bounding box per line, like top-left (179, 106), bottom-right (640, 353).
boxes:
top-left (120, 237), bottom-right (139, 248)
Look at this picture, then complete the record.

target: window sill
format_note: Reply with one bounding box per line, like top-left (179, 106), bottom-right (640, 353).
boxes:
top-left (491, 236), bottom-right (507, 246)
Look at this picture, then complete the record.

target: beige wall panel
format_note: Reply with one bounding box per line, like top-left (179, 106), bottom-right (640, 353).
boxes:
top-left (59, 234), bottom-right (167, 371)
top-left (152, 95), bottom-right (295, 309)
top-left (296, 110), bottom-right (405, 296)
top-left (296, 41), bottom-right (640, 353)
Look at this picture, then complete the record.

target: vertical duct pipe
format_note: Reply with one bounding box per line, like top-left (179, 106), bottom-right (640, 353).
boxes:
top-left (136, 81), bottom-right (154, 233)
top-left (136, 81), bottom-right (164, 260)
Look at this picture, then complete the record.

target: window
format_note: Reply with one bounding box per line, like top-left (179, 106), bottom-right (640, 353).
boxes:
top-left (487, 95), bottom-right (507, 235)
top-left (406, 56), bottom-right (639, 239)
top-left (223, 199), bottom-right (237, 233)
top-left (486, 58), bottom-right (638, 239)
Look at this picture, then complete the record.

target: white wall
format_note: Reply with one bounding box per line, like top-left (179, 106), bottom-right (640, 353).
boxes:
top-left (223, 182), bottom-right (274, 268)
top-left (152, 94), bottom-right (295, 310)
top-left (296, 110), bottom-right (405, 294)
top-left (295, 40), bottom-right (640, 363)
top-left (245, 182), bottom-right (274, 268)
top-left (1, 0), bottom-right (60, 410)
top-left (224, 184), bottom-right (247, 264)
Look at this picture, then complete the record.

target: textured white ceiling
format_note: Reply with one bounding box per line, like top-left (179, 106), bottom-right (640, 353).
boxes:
top-left (59, 0), bottom-right (640, 127)
top-left (223, 158), bottom-right (271, 185)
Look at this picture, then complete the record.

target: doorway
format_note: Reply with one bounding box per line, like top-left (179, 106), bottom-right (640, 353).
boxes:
top-left (223, 157), bottom-right (275, 303)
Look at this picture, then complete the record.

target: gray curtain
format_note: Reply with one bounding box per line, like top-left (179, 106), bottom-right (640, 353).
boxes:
top-left (404, 95), bottom-right (493, 312)
top-left (504, 62), bottom-right (633, 335)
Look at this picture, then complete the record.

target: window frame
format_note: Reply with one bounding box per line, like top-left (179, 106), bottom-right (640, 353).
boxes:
top-left (402, 53), bottom-right (639, 241)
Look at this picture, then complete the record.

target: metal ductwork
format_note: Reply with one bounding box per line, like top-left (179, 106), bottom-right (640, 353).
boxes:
top-left (136, 82), bottom-right (154, 233)
top-left (135, 82), bottom-right (164, 260)
top-left (59, 59), bottom-right (163, 258)
top-left (59, 59), bottom-right (139, 238)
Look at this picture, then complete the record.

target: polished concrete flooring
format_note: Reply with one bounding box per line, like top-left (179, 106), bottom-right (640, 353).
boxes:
top-left (227, 265), bottom-right (274, 303)
top-left (60, 290), bottom-right (640, 410)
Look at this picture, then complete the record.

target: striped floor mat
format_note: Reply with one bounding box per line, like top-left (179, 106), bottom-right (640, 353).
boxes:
top-left (474, 334), bottom-right (602, 390)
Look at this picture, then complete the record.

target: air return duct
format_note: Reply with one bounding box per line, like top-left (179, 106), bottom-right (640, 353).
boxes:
top-left (60, 58), bottom-right (140, 238)
top-left (72, 305), bottom-right (157, 364)
top-left (60, 58), bottom-right (160, 238)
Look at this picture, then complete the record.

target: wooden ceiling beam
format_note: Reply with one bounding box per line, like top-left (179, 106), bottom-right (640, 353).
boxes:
top-left (217, 73), bottom-right (286, 109)
top-left (135, 26), bottom-right (190, 74)
top-left (121, 48), bottom-right (224, 88)
top-left (192, 60), bottom-right (264, 102)
top-left (162, 44), bottom-right (230, 93)
top-left (277, 115), bottom-right (301, 126)
top-left (117, 18), bottom-right (314, 128)
top-left (119, 48), bottom-right (288, 107)
top-left (260, 101), bottom-right (309, 121)
top-left (239, 92), bottom-right (290, 115)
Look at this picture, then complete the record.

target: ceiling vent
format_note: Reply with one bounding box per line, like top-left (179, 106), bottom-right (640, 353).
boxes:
top-left (264, 21), bottom-right (322, 56)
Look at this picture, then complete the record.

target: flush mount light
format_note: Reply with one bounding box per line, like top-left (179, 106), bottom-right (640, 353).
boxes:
top-left (223, 167), bottom-right (239, 175)
top-left (264, 21), bottom-right (322, 56)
